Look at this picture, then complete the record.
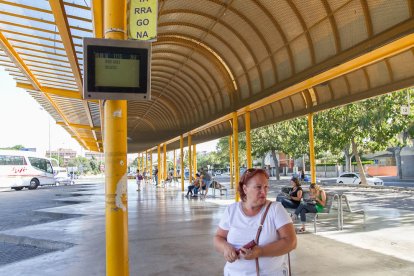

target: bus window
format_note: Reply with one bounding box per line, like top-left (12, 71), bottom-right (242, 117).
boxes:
top-left (28, 157), bottom-right (48, 172)
top-left (46, 161), bottom-right (53, 174)
top-left (0, 155), bottom-right (26, 165)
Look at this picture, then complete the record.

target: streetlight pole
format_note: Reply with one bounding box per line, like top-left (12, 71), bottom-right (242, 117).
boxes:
top-left (48, 115), bottom-right (51, 158)
top-left (40, 107), bottom-right (52, 157)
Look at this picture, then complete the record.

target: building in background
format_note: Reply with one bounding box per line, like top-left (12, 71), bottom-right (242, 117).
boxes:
top-left (85, 152), bottom-right (104, 160)
top-left (46, 148), bottom-right (76, 166)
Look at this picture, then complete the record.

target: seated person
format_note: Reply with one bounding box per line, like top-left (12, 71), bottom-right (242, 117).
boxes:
top-left (292, 183), bottom-right (326, 233)
top-left (165, 172), bottom-right (173, 183)
top-left (186, 173), bottom-right (200, 197)
top-left (200, 168), bottom-right (212, 196)
top-left (209, 181), bottom-right (223, 189)
top-left (281, 177), bottom-right (303, 209)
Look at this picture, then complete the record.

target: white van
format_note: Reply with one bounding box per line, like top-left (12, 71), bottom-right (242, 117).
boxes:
top-left (0, 150), bottom-right (55, 191)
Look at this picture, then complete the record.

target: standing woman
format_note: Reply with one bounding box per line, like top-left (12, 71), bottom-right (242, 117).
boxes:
top-left (214, 169), bottom-right (296, 276)
top-left (281, 177), bottom-right (303, 209)
top-left (136, 170), bottom-right (143, 191)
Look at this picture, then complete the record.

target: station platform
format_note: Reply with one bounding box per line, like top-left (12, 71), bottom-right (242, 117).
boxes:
top-left (0, 179), bottom-right (413, 276)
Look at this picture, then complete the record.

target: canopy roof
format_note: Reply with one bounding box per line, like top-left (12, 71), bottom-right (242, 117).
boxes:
top-left (1, 0), bottom-right (413, 153)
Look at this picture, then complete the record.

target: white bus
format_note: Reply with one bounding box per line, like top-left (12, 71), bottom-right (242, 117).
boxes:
top-left (0, 150), bottom-right (55, 191)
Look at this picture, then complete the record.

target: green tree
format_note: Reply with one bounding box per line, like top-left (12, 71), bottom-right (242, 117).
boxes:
top-left (51, 154), bottom-right (64, 167)
top-left (315, 89), bottom-right (413, 184)
top-left (0, 145), bottom-right (25, 150)
top-left (382, 89), bottom-right (414, 178)
top-left (214, 133), bottom-right (247, 172)
top-left (251, 124), bottom-right (286, 180)
top-left (89, 156), bottom-right (100, 174)
top-left (67, 156), bottom-right (91, 175)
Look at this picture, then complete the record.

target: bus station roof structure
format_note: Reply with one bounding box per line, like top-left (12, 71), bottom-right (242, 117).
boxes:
top-left (0, 0), bottom-right (413, 153)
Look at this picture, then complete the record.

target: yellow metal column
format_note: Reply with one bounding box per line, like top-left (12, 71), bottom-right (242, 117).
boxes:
top-left (104, 0), bottom-right (128, 275)
top-left (173, 150), bottom-right (176, 178)
top-left (157, 145), bottom-right (161, 186)
top-left (193, 144), bottom-right (197, 175)
top-left (308, 113), bottom-right (316, 184)
top-left (233, 112), bottom-right (240, 202)
top-left (180, 135), bottom-right (184, 191)
top-left (245, 111), bottom-right (252, 168)
top-left (137, 154), bottom-right (140, 172)
top-left (163, 144), bottom-right (167, 182)
top-left (145, 150), bottom-right (148, 175)
top-left (188, 135), bottom-right (192, 183)
top-left (150, 150), bottom-right (153, 182)
top-left (229, 136), bottom-right (233, 189)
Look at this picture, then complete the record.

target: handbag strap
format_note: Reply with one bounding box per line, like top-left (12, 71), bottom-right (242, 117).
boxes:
top-left (255, 201), bottom-right (272, 276)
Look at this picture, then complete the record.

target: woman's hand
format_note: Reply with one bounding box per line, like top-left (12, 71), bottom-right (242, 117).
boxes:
top-left (223, 243), bottom-right (238, 263)
top-left (240, 246), bottom-right (262, 260)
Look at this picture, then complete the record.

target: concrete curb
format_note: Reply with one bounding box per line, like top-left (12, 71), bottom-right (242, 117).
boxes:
top-left (319, 182), bottom-right (414, 192)
top-left (268, 179), bottom-right (414, 192)
top-left (0, 233), bottom-right (74, 251)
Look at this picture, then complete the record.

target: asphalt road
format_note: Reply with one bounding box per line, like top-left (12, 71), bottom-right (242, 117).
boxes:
top-left (0, 183), bottom-right (99, 231)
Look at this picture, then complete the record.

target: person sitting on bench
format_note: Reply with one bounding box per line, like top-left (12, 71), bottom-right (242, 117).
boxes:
top-left (281, 177), bottom-right (303, 209)
top-left (292, 183), bottom-right (326, 233)
top-left (165, 172), bottom-right (173, 185)
top-left (186, 173), bottom-right (200, 197)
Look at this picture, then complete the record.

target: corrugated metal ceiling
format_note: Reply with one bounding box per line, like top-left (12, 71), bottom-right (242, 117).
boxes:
top-left (0, 0), bottom-right (413, 153)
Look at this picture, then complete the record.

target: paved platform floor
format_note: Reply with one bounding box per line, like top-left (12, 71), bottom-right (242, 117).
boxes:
top-left (0, 179), bottom-right (413, 275)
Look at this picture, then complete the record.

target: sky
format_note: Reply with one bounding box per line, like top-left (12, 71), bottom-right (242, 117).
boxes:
top-left (0, 68), bottom-right (84, 156)
top-left (0, 68), bottom-right (217, 157)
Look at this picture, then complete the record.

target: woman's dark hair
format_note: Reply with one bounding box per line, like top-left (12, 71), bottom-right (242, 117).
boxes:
top-left (238, 168), bottom-right (269, 202)
top-left (291, 177), bottom-right (301, 187)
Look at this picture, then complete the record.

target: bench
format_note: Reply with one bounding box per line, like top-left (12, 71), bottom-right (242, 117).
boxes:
top-left (310, 192), bottom-right (340, 233)
top-left (337, 194), bottom-right (365, 230)
top-left (278, 188), bottom-right (340, 233)
top-left (209, 180), bottom-right (228, 197)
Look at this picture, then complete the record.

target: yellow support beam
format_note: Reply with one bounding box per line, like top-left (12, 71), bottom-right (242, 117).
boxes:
top-left (173, 150), bottom-right (176, 178)
top-left (104, 100), bottom-right (128, 276)
top-left (48, 0), bottom-right (83, 91)
top-left (145, 150), bottom-right (148, 175)
top-left (0, 32), bottom-right (41, 90)
top-left (245, 111), bottom-right (252, 168)
top-left (157, 145), bottom-right (161, 186)
top-left (193, 144), bottom-right (197, 177)
top-left (233, 112), bottom-right (240, 202)
top-left (180, 135), bottom-right (184, 191)
top-left (49, 0), bottom-right (98, 149)
top-left (16, 82), bottom-right (82, 99)
top-left (72, 136), bottom-right (103, 143)
top-left (150, 150), bottom-right (153, 181)
top-left (229, 135), bottom-right (233, 190)
top-left (91, 0), bottom-right (104, 39)
top-left (188, 134), bottom-right (192, 183)
top-left (58, 122), bottom-right (101, 131)
top-left (103, 0), bottom-right (128, 275)
top-left (163, 143), bottom-right (167, 183)
top-left (91, 0), bottom-right (105, 138)
top-left (308, 113), bottom-right (316, 184)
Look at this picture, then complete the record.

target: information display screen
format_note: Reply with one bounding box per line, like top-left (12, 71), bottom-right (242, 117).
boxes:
top-left (95, 53), bottom-right (140, 88)
top-left (83, 38), bottom-right (151, 100)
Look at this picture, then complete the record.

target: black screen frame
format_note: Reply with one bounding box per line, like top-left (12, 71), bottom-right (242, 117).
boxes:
top-left (86, 45), bottom-right (149, 94)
